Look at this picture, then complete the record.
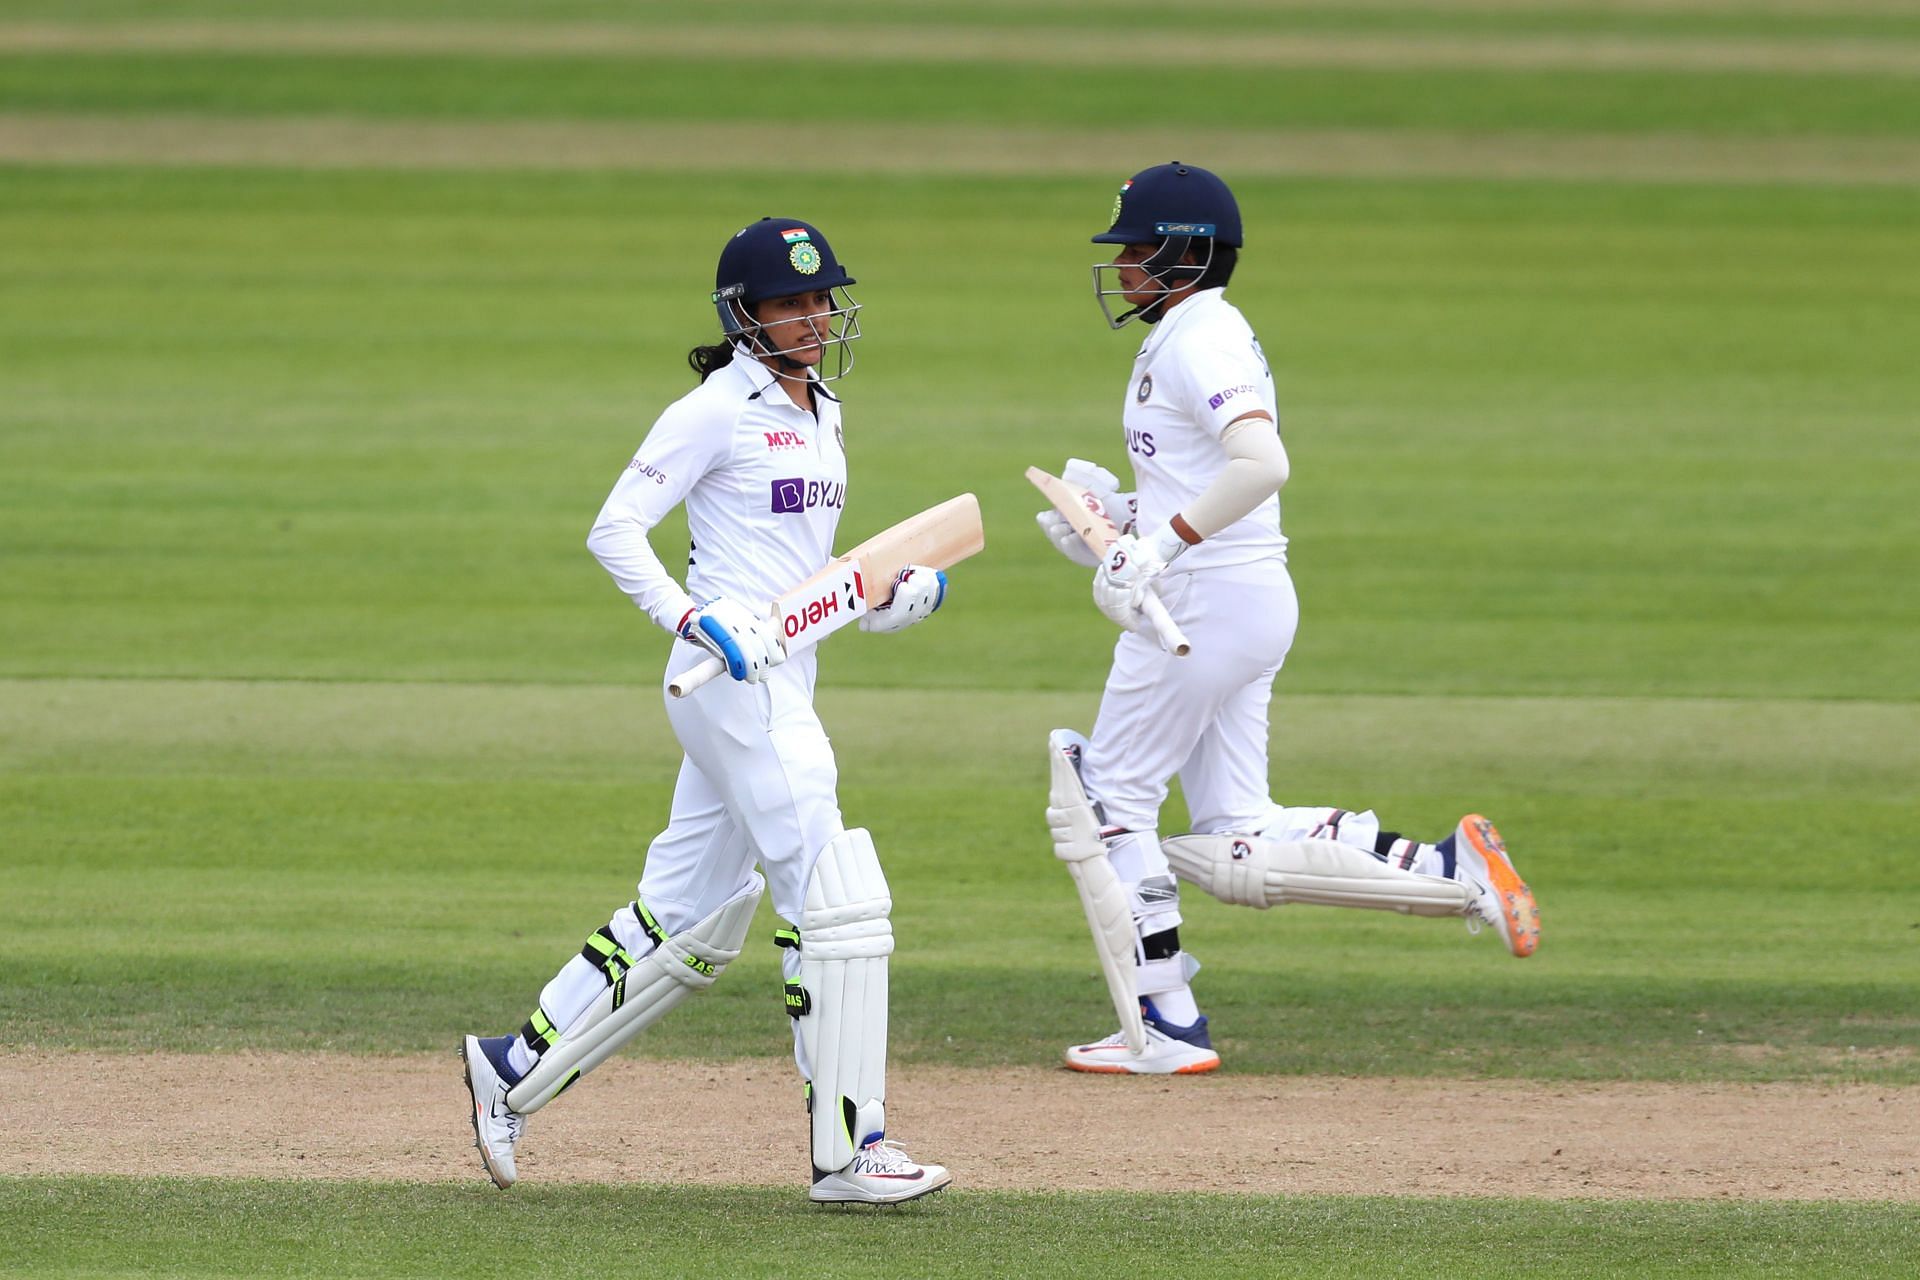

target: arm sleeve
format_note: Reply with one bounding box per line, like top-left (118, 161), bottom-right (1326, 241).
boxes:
top-left (586, 402), bottom-right (730, 635)
top-left (1177, 416), bottom-right (1289, 540)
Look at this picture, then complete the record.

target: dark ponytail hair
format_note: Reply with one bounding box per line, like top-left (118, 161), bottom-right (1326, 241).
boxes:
top-left (688, 340), bottom-right (735, 383)
top-left (1194, 244), bottom-right (1238, 291)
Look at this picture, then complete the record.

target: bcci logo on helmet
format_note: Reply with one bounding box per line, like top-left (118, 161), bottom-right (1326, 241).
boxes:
top-left (789, 243), bottom-right (821, 275)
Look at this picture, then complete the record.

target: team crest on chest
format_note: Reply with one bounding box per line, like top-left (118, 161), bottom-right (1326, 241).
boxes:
top-left (1136, 373), bottom-right (1153, 404)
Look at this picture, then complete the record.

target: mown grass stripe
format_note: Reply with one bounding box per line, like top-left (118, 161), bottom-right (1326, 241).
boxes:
top-left (2, 1176), bottom-right (1917, 1279)
top-left (5, 52), bottom-right (1919, 138)
top-left (3, 23), bottom-right (1919, 75)
top-left (6, 115), bottom-right (1920, 186)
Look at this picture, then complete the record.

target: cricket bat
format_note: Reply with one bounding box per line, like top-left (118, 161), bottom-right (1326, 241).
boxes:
top-left (669, 492), bottom-right (986, 698)
top-left (1026, 466), bottom-right (1192, 657)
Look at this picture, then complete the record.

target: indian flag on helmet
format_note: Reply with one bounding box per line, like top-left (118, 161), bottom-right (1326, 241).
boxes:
top-left (780, 227), bottom-right (811, 243)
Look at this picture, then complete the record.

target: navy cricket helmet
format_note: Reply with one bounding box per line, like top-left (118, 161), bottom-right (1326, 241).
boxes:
top-left (712, 217), bottom-right (863, 380)
top-left (1094, 161), bottom-right (1243, 249)
top-left (1091, 162), bottom-right (1242, 328)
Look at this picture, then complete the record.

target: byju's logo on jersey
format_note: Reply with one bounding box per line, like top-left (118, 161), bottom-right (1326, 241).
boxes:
top-left (1207, 384), bottom-right (1256, 410)
top-left (771, 477), bottom-right (846, 514)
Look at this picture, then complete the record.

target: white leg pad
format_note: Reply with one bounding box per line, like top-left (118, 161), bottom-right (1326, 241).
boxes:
top-left (1048, 729), bottom-right (1145, 1055)
top-left (1162, 833), bottom-right (1470, 916)
top-left (505, 877), bottom-right (761, 1114)
top-left (797, 828), bottom-right (894, 1174)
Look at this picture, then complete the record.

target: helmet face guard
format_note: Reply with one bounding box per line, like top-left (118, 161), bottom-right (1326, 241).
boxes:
top-left (1090, 163), bottom-right (1241, 328)
top-left (711, 218), bottom-right (862, 381)
top-left (714, 283), bottom-right (863, 382)
top-left (1092, 226), bottom-right (1217, 329)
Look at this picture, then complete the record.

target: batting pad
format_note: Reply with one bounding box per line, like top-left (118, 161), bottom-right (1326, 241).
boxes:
top-left (505, 878), bottom-right (762, 1115)
top-left (798, 828), bottom-right (894, 1174)
top-left (1048, 729), bottom-right (1145, 1055)
top-left (1162, 833), bottom-right (1470, 916)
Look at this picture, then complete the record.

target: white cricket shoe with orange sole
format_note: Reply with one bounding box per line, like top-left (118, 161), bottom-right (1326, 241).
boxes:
top-left (1451, 815), bottom-right (1542, 958)
top-left (1064, 1000), bottom-right (1221, 1075)
top-left (461, 1034), bottom-right (525, 1189)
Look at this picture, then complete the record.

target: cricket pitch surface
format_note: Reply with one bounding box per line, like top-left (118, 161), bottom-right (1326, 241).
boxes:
top-left (3, 1052), bottom-right (1913, 1201)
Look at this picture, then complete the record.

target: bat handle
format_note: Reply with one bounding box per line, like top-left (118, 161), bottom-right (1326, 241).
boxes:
top-left (1141, 590), bottom-right (1191, 657)
top-left (668, 656), bottom-right (727, 699)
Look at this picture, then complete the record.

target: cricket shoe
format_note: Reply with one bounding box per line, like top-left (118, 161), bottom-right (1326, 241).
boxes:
top-left (461, 1034), bottom-right (525, 1189)
top-left (810, 1137), bottom-right (952, 1205)
top-left (1447, 815), bottom-right (1542, 958)
top-left (1063, 998), bottom-right (1221, 1075)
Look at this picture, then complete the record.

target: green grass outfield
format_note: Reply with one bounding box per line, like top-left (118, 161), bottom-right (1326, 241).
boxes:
top-left (3, 1179), bottom-right (1918, 1280)
top-left (3, 1), bottom-right (1918, 1275)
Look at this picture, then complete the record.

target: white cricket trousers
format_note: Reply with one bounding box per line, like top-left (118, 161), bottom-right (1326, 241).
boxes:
top-left (509, 641), bottom-right (850, 1088)
top-left (644, 640), bottom-right (845, 933)
top-left (1081, 558), bottom-right (1299, 837)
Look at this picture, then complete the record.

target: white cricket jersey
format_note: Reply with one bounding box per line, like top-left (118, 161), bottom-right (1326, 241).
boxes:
top-left (588, 351), bottom-right (847, 632)
top-left (1121, 288), bottom-right (1286, 572)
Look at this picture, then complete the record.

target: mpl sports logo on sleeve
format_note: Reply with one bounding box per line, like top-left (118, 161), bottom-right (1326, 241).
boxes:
top-left (770, 477), bottom-right (847, 514)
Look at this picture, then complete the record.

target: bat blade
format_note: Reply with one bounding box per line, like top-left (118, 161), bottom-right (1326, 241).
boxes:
top-left (670, 492), bottom-right (986, 698)
top-left (1027, 466), bottom-right (1192, 658)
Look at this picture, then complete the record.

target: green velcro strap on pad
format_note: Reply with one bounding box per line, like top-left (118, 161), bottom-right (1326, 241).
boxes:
top-left (582, 926), bottom-right (637, 983)
top-left (634, 900), bottom-right (669, 949)
top-left (520, 1007), bottom-right (558, 1053)
top-left (773, 925), bottom-right (801, 950)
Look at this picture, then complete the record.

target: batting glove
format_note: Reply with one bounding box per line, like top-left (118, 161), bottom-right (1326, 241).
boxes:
top-left (684, 597), bottom-right (784, 683)
top-left (1035, 509), bottom-right (1103, 568)
top-left (1063, 457), bottom-right (1137, 536)
top-left (1091, 527), bottom-right (1186, 633)
top-left (860, 564), bottom-right (947, 635)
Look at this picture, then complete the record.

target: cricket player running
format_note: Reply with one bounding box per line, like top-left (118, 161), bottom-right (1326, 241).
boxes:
top-left (462, 218), bottom-right (951, 1202)
top-left (1038, 163), bottom-right (1542, 1074)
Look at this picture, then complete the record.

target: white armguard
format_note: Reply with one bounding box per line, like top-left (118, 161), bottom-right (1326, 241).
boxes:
top-left (1177, 416), bottom-right (1289, 541)
top-left (1162, 833), bottom-right (1469, 916)
top-left (1047, 730), bottom-right (1145, 1055)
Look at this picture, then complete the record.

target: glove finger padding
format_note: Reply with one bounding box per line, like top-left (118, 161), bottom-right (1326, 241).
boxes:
top-left (1035, 510), bottom-right (1103, 569)
top-left (1061, 458), bottom-right (1137, 536)
top-left (859, 564), bottom-right (946, 635)
top-left (690, 597), bottom-right (785, 682)
top-left (1061, 457), bottom-right (1122, 501)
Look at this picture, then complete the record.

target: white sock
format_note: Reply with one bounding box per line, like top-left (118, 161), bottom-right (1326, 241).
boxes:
top-left (1152, 986), bottom-right (1201, 1025)
top-left (1406, 843), bottom-right (1445, 878)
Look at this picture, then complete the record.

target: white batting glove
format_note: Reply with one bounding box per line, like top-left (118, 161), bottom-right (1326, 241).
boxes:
top-left (1062, 457), bottom-right (1137, 535)
top-left (684, 597), bottom-right (784, 683)
top-left (860, 564), bottom-right (947, 635)
top-left (1091, 527), bottom-right (1186, 633)
top-left (1035, 509), bottom-right (1102, 568)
